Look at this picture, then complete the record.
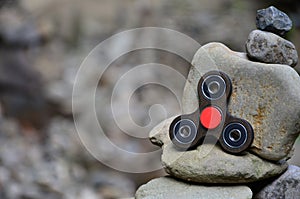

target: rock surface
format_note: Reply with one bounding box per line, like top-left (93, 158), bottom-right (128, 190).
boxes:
top-left (135, 177), bottom-right (253, 199)
top-left (150, 118), bottom-right (288, 183)
top-left (254, 165), bottom-right (300, 199)
top-left (256, 6), bottom-right (292, 36)
top-left (245, 30), bottom-right (298, 67)
top-left (183, 42), bottom-right (300, 161)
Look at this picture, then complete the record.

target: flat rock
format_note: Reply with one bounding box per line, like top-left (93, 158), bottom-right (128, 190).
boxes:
top-left (245, 30), bottom-right (298, 67)
top-left (256, 6), bottom-right (292, 36)
top-left (150, 118), bottom-right (288, 183)
top-left (135, 177), bottom-right (253, 199)
top-left (183, 42), bottom-right (300, 161)
top-left (254, 165), bottom-right (300, 199)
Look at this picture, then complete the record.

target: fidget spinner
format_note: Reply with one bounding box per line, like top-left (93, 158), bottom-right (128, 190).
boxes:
top-left (169, 71), bottom-right (254, 154)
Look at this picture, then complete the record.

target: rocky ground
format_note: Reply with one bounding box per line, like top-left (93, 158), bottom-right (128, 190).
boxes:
top-left (0, 0), bottom-right (299, 199)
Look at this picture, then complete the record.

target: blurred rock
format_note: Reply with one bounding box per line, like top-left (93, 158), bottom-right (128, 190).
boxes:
top-left (256, 6), bottom-right (292, 36)
top-left (245, 30), bottom-right (298, 67)
top-left (90, 171), bottom-right (135, 198)
top-left (254, 165), bottom-right (300, 199)
top-left (0, 8), bottom-right (62, 133)
top-left (149, 118), bottom-right (288, 184)
top-left (0, 0), bottom-right (18, 9)
top-left (0, 117), bottom-right (134, 199)
top-left (135, 177), bottom-right (253, 199)
top-left (0, 50), bottom-right (62, 133)
top-left (184, 42), bottom-right (300, 161)
top-left (0, 8), bottom-right (50, 48)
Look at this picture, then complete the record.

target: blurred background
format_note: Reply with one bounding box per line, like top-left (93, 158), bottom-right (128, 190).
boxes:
top-left (0, 0), bottom-right (299, 198)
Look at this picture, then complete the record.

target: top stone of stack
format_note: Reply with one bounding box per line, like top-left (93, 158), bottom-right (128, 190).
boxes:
top-left (256, 6), bottom-right (292, 36)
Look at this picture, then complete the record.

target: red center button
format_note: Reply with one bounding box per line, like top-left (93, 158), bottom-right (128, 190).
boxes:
top-left (200, 106), bottom-right (222, 129)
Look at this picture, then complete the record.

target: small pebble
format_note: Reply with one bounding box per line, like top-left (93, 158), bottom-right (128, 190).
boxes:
top-left (256, 6), bottom-right (292, 36)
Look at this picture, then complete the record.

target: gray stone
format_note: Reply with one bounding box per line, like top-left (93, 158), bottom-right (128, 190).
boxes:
top-left (183, 42), bottom-right (300, 161)
top-left (256, 6), bottom-right (292, 36)
top-left (150, 118), bottom-right (288, 183)
top-left (135, 177), bottom-right (253, 199)
top-left (245, 30), bottom-right (298, 67)
top-left (254, 165), bottom-right (300, 199)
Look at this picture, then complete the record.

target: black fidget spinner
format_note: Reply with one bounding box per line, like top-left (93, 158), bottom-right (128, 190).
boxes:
top-left (169, 71), bottom-right (254, 154)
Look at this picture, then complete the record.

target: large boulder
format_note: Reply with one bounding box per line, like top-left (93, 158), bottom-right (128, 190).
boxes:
top-left (135, 177), bottom-right (253, 199)
top-left (150, 118), bottom-right (288, 183)
top-left (182, 42), bottom-right (300, 161)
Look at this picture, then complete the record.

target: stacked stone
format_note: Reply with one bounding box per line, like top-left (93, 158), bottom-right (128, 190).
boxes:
top-left (246, 6), bottom-right (298, 67)
top-left (133, 6), bottom-right (300, 199)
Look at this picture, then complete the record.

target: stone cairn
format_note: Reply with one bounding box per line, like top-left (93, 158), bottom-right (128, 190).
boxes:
top-left (134, 6), bottom-right (300, 199)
